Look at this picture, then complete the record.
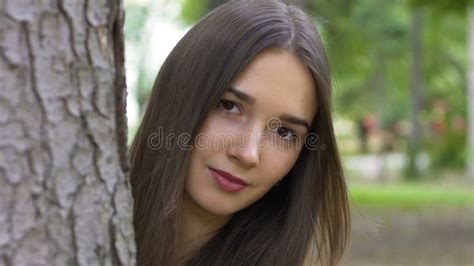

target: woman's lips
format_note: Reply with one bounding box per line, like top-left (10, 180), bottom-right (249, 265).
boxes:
top-left (209, 167), bottom-right (248, 193)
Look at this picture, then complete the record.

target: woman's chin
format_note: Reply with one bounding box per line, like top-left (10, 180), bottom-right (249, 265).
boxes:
top-left (199, 202), bottom-right (240, 218)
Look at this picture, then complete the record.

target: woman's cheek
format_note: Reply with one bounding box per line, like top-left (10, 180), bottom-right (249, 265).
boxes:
top-left (263, 149), bottom-right (299, 179)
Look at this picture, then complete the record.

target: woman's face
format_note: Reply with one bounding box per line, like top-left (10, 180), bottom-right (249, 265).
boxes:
top-left (184, 48), bottom-right (317, 218)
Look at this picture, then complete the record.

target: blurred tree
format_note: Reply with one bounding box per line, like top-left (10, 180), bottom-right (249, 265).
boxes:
top-left (313, 0), bottom-right (410, 122)
top-left (468, 4), bottom-right (474, 179)
top-left (410, 0), bottom-right (471, 175)
top-left (406, 7), bottom-right (424, 179)
top-left (312, 0), bottom-right (472, 178)
top-left (0, 0), bottom-right (135, 264)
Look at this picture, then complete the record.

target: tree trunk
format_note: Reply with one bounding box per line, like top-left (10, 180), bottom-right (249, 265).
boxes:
top-left (406, 8), bottom-right (423, 180)
top-left (468, 4), bottom-right (474, 180)
top-left (373, 48), bottom-right (388, 182)
top-left (0, 0), bottom-right (136, 265)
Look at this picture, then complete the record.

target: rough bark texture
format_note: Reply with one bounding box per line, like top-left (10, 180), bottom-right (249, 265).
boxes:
top-left (0, 0), bottom-right (136, 265)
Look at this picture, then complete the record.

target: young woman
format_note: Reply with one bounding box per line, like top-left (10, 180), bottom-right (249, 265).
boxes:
top-left (129, 0), bottom-right (350, 265)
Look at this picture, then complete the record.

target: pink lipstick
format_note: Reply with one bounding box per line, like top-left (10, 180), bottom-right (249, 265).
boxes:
top-left (209, 167), bottom-right (248, 193)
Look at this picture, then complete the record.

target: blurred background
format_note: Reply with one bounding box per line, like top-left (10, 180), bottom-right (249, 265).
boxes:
top-left (123, 0), bottom-right (474, 265)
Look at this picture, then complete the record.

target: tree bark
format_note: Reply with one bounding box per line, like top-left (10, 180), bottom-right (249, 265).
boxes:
top-left (0, 0), bottom-right (136, 265)
top-left (468, 4), bottom-right (474, 180)
top-left (406, 7), bottom-right (423, 180)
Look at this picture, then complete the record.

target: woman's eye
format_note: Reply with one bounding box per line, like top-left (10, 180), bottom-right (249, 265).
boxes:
top-left (219, 100), bottom-right (241, 114)
top-left (274, 126), bottom-right (298, 141)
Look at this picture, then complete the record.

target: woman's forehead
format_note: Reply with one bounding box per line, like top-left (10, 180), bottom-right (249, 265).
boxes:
top-left (230, 48), bottom-right (317, 122)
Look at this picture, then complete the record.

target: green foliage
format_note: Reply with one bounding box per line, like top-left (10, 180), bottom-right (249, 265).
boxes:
top-left (316, 0), bottom-right (411, 122)
top-left (420, 8), bottom-right (468, 170)
top-left (408, 0), bottom-right (472, 13)
top-left (314, 0), bottom-right (469, 173)
top-left (426, 123), bottom-right (467, 170)
top-left (180, 0), bottom-right (208, 25)
top-left (423, 10), bottom-right (467, 114)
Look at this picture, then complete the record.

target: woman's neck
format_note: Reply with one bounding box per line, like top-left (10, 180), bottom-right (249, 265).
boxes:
top-left (176, 193), bottom-right (232, 260)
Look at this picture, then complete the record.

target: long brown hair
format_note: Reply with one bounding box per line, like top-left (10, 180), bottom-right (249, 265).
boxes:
top-left (129, 0), bottom-right (350, 265)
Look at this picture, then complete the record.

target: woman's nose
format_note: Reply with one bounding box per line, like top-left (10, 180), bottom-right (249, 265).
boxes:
top-left (226, 126), bottom-right (261, 168)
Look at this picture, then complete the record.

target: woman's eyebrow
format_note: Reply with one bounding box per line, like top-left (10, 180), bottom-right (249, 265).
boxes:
top-left (228, 86), bottom-right (256, 104)
top-left (280, 114), bottom-right (310, 131)
top-left (228, 86), bottom-right (311, 131)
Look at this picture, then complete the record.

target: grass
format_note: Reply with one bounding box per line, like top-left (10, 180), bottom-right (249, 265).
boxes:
top-left (348, 182), bottom-right (474, 209)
